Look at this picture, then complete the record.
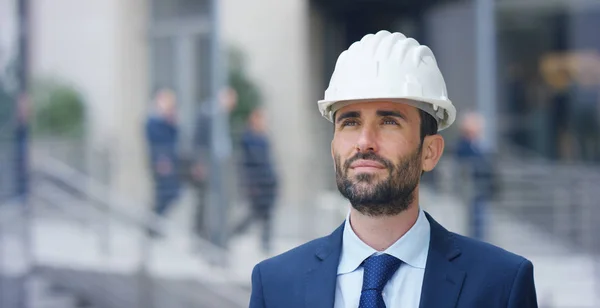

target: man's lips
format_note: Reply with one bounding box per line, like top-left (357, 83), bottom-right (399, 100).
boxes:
top-left (350, 159), bottom-right (386, 169)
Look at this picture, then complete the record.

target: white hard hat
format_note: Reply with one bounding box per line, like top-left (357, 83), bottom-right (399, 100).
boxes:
top-left (317, 30), bottom-right (456, 131)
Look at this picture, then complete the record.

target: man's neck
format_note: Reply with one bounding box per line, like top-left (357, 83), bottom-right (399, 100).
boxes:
top-left (349, 201), bottom-right (420, 252)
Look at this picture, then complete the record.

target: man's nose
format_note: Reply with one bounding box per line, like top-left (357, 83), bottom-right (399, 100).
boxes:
top-left (355, 126), bottom-right (378, 153)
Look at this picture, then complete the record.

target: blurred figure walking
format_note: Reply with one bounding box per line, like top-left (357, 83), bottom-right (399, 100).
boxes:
top-left (145, 87), bottom-right (181, 219)
top-left (232, 107), bottom-right (278, 254)
top-left (14, 93), bottom-right (30, 202)
top-left (456, 112), bottom-right (494, 241)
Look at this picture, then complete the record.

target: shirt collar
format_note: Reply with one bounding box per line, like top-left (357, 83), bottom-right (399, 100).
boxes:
top-left (337, 208), bottom-right (431, 275)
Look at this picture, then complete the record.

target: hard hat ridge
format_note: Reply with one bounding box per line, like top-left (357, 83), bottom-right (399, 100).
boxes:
top-left (317, 30), bottom-right (457, 131)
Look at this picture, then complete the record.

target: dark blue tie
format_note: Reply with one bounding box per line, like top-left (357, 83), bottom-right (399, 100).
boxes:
top-left (358, 254), bottom-right (402, 308)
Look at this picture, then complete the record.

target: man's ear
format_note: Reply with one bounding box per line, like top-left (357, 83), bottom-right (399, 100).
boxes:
top-left (421, 135), bottom-right (444, 172)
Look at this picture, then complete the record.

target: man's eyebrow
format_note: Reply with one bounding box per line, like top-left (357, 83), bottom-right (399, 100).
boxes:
top-left (376, 110), bottom-right (407, 121)
top-left (335, 111), bottom-right (360, 123)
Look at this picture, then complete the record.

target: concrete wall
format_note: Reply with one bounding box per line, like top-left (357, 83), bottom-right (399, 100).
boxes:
top-left (30, 0), bottom-right (151, 208)
top-left (112, 0), bottom-right (152, 207)
top-left (31, 0), bottom-right (120, 143)
top-left (424, 1), bottom-right (477, 145)
top-left (307, 5), bottom-right (336, 193)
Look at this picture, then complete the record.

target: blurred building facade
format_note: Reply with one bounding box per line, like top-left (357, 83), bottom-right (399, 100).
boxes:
top-left (0, 1), bottom-right (598, 307)
top-left (26, 0), bottom-right (600, 239)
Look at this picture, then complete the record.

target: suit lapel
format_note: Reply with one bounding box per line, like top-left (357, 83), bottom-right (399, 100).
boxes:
top-left (305, 223), bottom-right (344, 308)
top-left (419, 213), bottom-right (466, 308)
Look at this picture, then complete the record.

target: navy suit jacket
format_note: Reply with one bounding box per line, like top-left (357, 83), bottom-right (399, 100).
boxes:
top-left (249, 212), bottom-right (538, 308)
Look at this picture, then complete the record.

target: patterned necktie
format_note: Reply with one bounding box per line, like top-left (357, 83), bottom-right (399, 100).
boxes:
top-left (358, 254), bottom-right (402, 308)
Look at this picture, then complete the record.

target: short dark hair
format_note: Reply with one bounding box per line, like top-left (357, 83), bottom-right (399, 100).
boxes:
top-left (418, 109), bottom-right (438, 142)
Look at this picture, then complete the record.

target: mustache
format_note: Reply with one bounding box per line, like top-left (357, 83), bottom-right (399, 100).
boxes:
top-left (343, 152), bottom-right (393, 171)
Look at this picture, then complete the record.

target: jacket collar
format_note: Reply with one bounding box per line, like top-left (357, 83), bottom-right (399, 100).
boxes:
top-left (304, 211), bottom-right (465, 308)
top-left (304, 223), bottom-right (344, 308)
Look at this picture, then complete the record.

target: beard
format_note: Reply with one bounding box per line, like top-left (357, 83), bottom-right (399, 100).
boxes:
top-left (334, 147), bottom-right (422, 217)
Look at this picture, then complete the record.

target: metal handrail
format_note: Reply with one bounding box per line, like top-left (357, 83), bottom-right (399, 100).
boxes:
top-left (28, 154), bottom-right (249, 307)
top-left (441, 153), bottom-right (600, 257)
top-left (31, 154), bottom-right (230, 258)
top-left (30, 186), bottom-right (249, 308)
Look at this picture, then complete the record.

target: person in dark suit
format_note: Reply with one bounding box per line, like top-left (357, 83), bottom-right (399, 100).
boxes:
top-left (455, 112), bottom-right (495, 241)
top-left (232, 107), bottom-right (279, 253)
top-left (249, 31), bottom-right (537, 308)
top-left (14, 93), bottom-right (30, 202)
top-left (145, 87), bottom-right (180, 218)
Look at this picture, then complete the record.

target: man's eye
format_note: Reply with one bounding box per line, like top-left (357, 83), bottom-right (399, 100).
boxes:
top-left (383, 119), bottom-right (398, 125)
top-left (341, 120), bottom-right (358, 127)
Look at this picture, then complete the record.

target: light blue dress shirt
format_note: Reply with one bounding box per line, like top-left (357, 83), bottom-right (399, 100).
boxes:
top-left (334, 208), bottom-right (431, 308)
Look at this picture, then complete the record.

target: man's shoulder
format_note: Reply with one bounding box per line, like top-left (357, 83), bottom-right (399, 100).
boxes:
top-left (254, 234), bottom-right (330, 277)
top-left (450, 231), bottom-right (530, 270)
top-left (250, 234), bottom-right (337, 305)
top-left (261, 234), bottom-right (327, 265)
top-left (427, 212), bottom-right (528, 268)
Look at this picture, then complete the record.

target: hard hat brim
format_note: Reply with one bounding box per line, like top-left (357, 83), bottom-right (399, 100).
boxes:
top-left (317, 97), bottom-right (456, 131)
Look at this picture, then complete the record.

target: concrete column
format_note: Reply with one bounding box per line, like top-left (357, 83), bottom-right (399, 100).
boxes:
top-left (425, 2), bottom-right (477, 144)
top-left (112, 0), bottom-right (151, 209)
top-left (475, 0), bottom-right (498, 152)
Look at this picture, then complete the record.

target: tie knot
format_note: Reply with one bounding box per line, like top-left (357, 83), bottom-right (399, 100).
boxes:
top-left (361, 254), bottom-right (402, 291)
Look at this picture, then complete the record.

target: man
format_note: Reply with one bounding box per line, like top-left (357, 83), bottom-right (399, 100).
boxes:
top-left (456, 112), bottom-right (494, 241)
top-left (14, 93), bottom-right (30, 202)
top-left (145, 87), bottom-right (180, 218)
top-left (249, 31), bottom-right (537, 307)
top-left (232, 107), bottom-right (279, 254)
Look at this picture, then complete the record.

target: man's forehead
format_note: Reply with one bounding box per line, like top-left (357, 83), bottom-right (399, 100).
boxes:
top-left (334, 101), bottom-right (418, 118)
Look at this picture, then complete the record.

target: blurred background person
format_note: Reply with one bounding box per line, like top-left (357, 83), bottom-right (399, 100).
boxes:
top-left (5, 0), bottom-right (600, 306)
top-left (145, 87), bottom-right (181, 220)
top-left (14, 93), bottom-right (30, 202)
top-left (231, 107), bottom-right (278, 254)
top-left (456, 111), bottom-right (495, 241)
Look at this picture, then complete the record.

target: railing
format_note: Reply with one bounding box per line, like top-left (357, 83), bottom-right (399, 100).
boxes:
top-left (0, 153), bottom-right (249, 308)
top-left (32, 153), bottom-right (235, 259)
top-left (437, 152), bottom-right (600, 255)
top-left (424, 146), bottom-right (600, 306)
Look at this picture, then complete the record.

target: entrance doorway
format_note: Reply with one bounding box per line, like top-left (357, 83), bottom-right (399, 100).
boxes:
top-left (149, 0), bottom-right (213, 157)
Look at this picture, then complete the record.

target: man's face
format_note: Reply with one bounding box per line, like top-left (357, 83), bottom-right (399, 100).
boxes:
top-left (220, 87), bottom-right (238, 113)
top-left (156, 90), bottom-right (177, 120)
top-left (250, 109), bottom-right (268, 133)
top-left (331, 101), bottom-right (425, 217)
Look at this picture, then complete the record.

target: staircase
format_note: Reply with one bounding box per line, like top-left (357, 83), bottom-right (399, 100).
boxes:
top-left (0, 154), bottom-right (250, 308)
